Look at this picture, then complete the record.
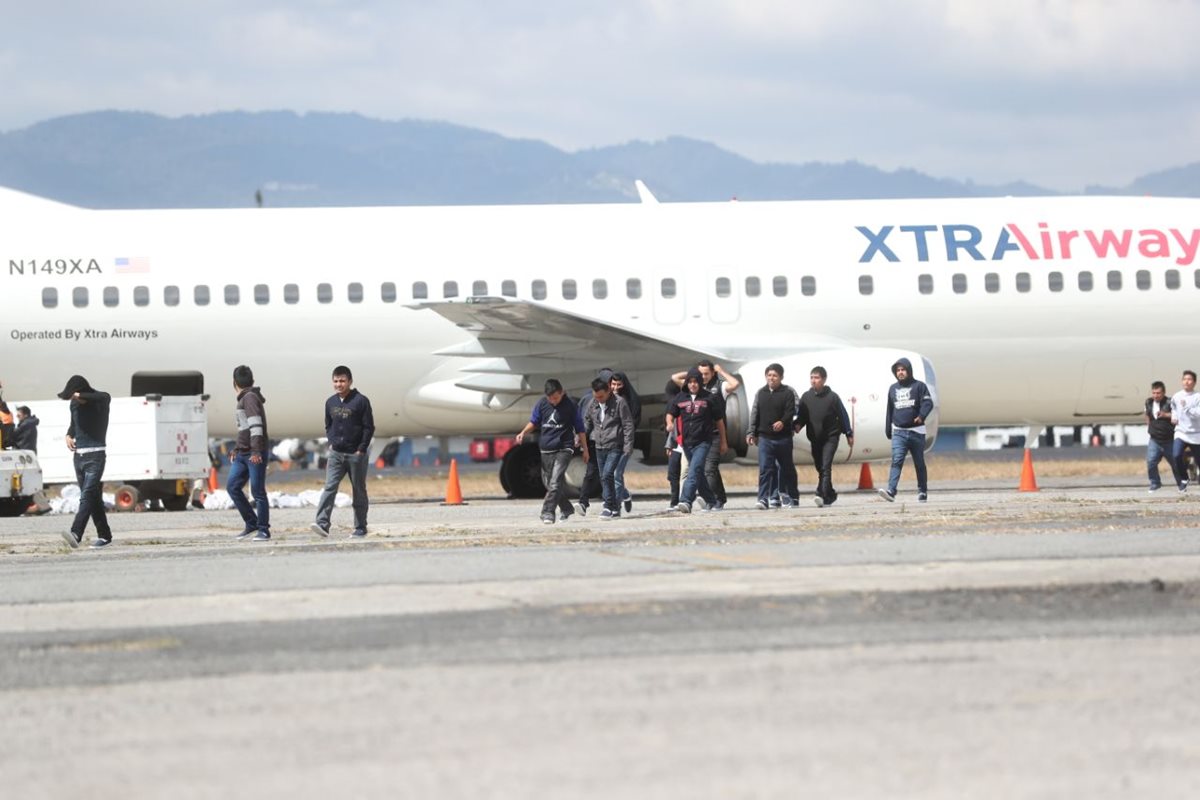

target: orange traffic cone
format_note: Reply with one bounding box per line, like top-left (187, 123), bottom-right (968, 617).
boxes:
top-left (441, 458), bottom-right (466, 505)
top-left (207, 467), bottom-right (219, 492)
top-left (1019, 448), bottom-right (1039, 492)
top-left (857, 463), bottom-right (875, 490)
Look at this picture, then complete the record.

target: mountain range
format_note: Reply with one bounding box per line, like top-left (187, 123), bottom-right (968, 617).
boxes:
top-left (0, 110), bottom-right (1194, 208)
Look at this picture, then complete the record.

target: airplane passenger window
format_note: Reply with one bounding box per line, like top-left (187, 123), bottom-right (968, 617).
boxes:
top-left (858, 275), bottom-right (873, 296)
top-left (103, 287), bottom-right (119, 307)
top-left (318, 283), bottom-right (333, 303)
top-left (532, 280), bottom-right (547, 300)
top-left (985, 273), bottom-right (1000, 293)
top-left (745, 277), bottom-right (760, 297)
top-left (1136, 271), bottom-right (1151, 290)
top-left (164, 286), bottom-right (180, 306)
top-left (195, 286), bottom-right (210, 306)
top-left (952, 274), bottom-right (967, 294)
top-left (42, 287), bottom-right (57, 308)
top-left (442, 281), bottom-right (458, 299)
top-left (1016, 272), bottom-right (1031, 293)
top-left (1078, 271), bottom-right (1094, 291)
top-left (1106, 271), bottom-right (1121, 291)
top-left (773, 276), bottom-right (788, 297)
top-left (1048, 272), bottom-right (1063, 292)
top-left (918, 274), bottom-right (933, 295)
top-left (661, 278), bottom-right (677, 299)
top-left (501, 280), bottom-right (517, 297)
top-left (73, 287), bottom-right (89, 308)
top-left (224, 285), bottom-right (240, 305)
top-left (562, 279), bottom-right (577, 300)
top-left (715, 277), bottom-right (731, 298)
top-left (284, 283), bottom-right (300, 304)
top-left (593, 279), bottom-right (607, 299)
top-left (348, 282), bottom-right (364, 303)
top-left (381, 282), bottom-right (397, 303)
top-left (412, 281), bottom-right (428, 300)
top-left (472, 280), bottom-right (488, 296)
top-left (254, 284), bottom-right (270, 305)
top-left (626, 278), bottom-right (642, 299)
top-left (1166, 270), bottom-right (1180, 290)
top-left (134, 286), bottom-right (150, 307)
top-left (801, 276), bottom-right (816, 296)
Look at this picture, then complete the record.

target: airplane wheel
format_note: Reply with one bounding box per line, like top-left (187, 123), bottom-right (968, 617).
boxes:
top-left (114, 484), bottom-right (141, 511)
top-left (161, 494), bottom-right (189, 512)
top-left (0, 498), bottom-right (25, 517)
top-left (500, 443), bottom-right (544, 499)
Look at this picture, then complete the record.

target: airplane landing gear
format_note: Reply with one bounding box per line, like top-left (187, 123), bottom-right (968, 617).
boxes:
top-left (499, 442), bottom-right (544, 499)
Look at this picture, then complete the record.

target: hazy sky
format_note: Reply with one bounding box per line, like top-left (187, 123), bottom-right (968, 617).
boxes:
top-left (3, 1), bottom-right (1197, 191)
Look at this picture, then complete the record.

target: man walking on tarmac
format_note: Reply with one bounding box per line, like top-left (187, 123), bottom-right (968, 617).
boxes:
top-left (516, 378), bottom-right (588, 524)
top-left (229, 365), bottom-right (271, 541)
top-left (746, 363), bottom-right (800, 509)
top-left (1145, 380), bottom-right (1174, 493)
top-left (879, 357), bottom-right (934, 503)
top-left (58, 375), bottom-right (113, 549)
top-left (795, 366), bottom-right (854, 508)
top-left (311, 365), bottom-right (375, 538)
top-left (671, 360), bottom-right (739, 509)
top-left (1170, 370), bottom-right (1200, 493)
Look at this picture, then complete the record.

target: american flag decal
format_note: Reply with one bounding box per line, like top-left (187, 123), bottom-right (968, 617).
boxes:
top-left (115, 256), bottom-right (151, 274)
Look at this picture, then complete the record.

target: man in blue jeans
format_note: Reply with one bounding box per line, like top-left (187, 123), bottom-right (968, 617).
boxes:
top-left (583, 376), bottom-right (634, 519)
top-left (1145, 380), bottom-right (1174, 492)
top-left (666, 368), bottom-right (727, 513)
top-left (312, 365), bottom-right (375, 538)
top-left (879, 357), bottom-right (934, 503)
top-left (58, 375), bottom-right (113, 549)
top-left (746, 363), bottom-right (800, 509)
top-left (228, 365), bottom-right (271, 540)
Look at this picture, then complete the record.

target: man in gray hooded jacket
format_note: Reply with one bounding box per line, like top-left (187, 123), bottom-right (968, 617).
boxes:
top-left (584, 376), bottom-right (634, 519)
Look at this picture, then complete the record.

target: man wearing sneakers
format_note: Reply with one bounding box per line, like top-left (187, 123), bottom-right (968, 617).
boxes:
top-left (1170, 370), bottom-right (1200, 493)
top-left (584, 376), bottom-right (635, 518)
top-left (746, 363), bottom-right (800, 510)
top-left (311, 365), bottom-right (375, 538)
top-left (666, 368), bottom-right (727, 513)
top-left (879, 357), bottom-right (934, 503)
top-left (58, 375), bottom-right (113, 549)
top-left (795, 365), bottom-right (854, 508)
top-left (229, 365), bottom-right (271, 541)
top-left (517, 378), bottom-right (588, 524)
top-left (671, 360), bottom-right (739, 509)
top-left (1145, 380), bottom-right (1174, 493)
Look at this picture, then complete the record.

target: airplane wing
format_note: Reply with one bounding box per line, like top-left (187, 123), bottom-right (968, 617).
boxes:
top-left (412, 296), bottom-right (727, 399)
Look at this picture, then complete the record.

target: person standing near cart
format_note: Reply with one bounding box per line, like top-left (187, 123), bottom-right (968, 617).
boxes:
top-left (312, 365), bottom-right (375, 538)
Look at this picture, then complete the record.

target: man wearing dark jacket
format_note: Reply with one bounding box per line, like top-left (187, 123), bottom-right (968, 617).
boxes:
top-left (1145, 380), bottom-right (1175, 492)
top-left (746, 363), bottom-right (800, 509)
top-left (795, 366), bottom-right (854, 508)
top-left (13, 406), bottom-right (38, 452)
top-left (880, 357), bottom-right (934, 503)
top-left (312, 366), bottom-right (375, 538)
top-left (58, 375), bottom-right (113, 549)
top-left (517, 378), bottom-right (588, 524)
top-left (584, 377), bottom-right (635, 519)
top-left (229, 365), bottom-right (271, 540)
top-left (666, 368), bottom-right (728, 513)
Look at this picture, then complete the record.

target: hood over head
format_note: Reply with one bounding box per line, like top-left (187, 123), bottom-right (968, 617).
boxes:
top-left (891, 358), bottom-right (914, 383)
top-left (58, 375), bottom-right (94, 400)
top-left (684, 367), bottom-right (704, 388)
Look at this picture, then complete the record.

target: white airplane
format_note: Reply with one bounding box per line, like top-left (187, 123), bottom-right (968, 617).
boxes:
top-left (2, 184), bottom-right (1196, 496)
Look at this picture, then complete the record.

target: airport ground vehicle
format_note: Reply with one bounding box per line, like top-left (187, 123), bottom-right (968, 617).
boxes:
top-left (0, 448), bottom-right (43, 516)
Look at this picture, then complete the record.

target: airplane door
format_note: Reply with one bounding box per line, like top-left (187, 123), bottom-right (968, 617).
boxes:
top-left (706, 267), bottom-right (740, 324)
top-left (652, 274), bottom-right (687, 325)
top-left (1074, 358), bottom-right (1150, 417)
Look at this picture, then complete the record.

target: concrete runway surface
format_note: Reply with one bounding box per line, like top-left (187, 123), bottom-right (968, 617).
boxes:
top-left (1, 478), bottom-right (1198, 799)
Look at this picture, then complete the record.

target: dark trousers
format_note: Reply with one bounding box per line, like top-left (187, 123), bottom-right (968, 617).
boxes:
top-left (315, 450), bottom-right (369, 531)
top-left (810, 435), bottom-right (841, 504)
top-left (704, 433), bottom-right (727, 504)
top-left (757, 437), bottom-right (798, 505)
top-left (579, 439), bottom-right (600, 506)
top-left (1171, 439), bottom-right (1200, 489)
top-left (72, 451), bottom-right (112, 540)
top-left (596, 448), bottom-right (622, 512)
top-left (540, 449), bottom-right (575, 518)
top-left (228, 452), bottom-right (270, 533)
top-left (667, 449), bottom-right (683, 506)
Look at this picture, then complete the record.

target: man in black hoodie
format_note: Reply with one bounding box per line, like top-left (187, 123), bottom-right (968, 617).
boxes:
top-left (795, 366), bottom-right (854, 508)
top-left (746, 363), bottom-right (800, 509)
top-left (229, 365), bottom-right (271, 540)
top-left (666, 368), bottom-right (727, 513)
top-left (880, 357), bottom-right (934, 503)
top-left (58, 375), bottom-right (113, 549)
top-left (13, 406), bottom-right (38, 452)
top-left (312, 366), bottom-right (376, 538)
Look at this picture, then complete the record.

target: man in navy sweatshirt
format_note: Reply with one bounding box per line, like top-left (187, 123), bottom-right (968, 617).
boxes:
top-left (312, 365), bottom-right (375, 538)
top-left (880, 357), bottom-right (934, 503)
top-left (517, 378), bottom-right (588, 524)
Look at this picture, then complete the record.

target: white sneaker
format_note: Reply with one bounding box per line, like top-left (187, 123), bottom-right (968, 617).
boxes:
top-left (878, 488), bottom-right (896, 502)
top-left (675, 502), bottom-right (692, 514)
top-left (813, 496), bottom-right (824, 508)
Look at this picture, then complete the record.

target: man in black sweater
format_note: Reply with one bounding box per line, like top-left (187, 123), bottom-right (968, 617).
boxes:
top-left (746, 363), bottom-right (800, 509)
top-left (58, 375), bottom-right (113, 549)
top-left (795, 365), bottom-right (854, 508)
top-left (312, 365), bottom-right (375, 538)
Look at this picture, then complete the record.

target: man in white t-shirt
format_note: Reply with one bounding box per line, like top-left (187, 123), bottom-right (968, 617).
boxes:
top-left (1170, 369), bottom-right (1200, 493)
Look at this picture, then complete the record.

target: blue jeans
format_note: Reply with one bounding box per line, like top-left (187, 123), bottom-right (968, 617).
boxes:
top-left (681, 440), bottom-right (716, 507)
top-left (1147, 439), bottom-right (1172, 489)
top-left (613, 451), bottom-right (633, 503)
top-left (316, 450), bottom-right (369, 530)
top-left (228, 452), bottom-right (269, 533)
top-left (72, 450), bottom-right (112, 540)
top-left (1171, 439), bottom-right (1200, 489)
top-left (887, 428), bottom-right (928, 495)
top-left (596, 449), bottom-right (622, 512)
top-left (757, 437), bottom-right (798, 505)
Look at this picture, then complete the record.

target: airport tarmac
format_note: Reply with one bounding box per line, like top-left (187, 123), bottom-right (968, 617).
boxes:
top-left (1, 476), bottom-right (1198, 798)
